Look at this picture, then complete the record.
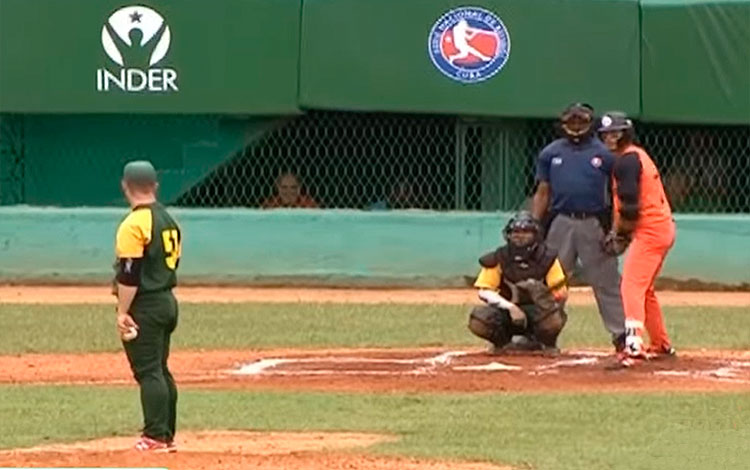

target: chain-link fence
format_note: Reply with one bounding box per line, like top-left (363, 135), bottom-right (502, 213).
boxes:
top-left (640, 124), bottom-right (750, 213)
top-left (1, 111), bottom-right (748, 211)
top-left (178, 113), bottom-right (556, 211)
top-left (0, 115), bottom-right (25, 205)
top-left (178, 112), bottom-right (750, 213)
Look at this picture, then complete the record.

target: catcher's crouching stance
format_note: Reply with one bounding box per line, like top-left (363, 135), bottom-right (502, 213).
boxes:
top-left (468, 212), bottom-right (568, 353)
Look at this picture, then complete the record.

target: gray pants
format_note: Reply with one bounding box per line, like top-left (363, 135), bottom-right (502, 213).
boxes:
top-left (546, 215), bottom-right (625, 339)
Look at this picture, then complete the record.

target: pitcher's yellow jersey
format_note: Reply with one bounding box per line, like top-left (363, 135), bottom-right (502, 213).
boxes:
top-left (116, 202), bottom-right (181, 293)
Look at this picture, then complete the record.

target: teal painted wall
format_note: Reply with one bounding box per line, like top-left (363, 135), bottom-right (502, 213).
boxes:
top-left (0, 208), bottom-right (748, 286)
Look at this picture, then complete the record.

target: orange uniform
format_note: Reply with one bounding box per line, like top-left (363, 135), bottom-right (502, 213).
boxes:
top-left (613, 144), bottom-right (675, 354)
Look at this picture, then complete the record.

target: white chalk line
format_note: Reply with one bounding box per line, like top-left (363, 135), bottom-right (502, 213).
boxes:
top-left (654, 367), bottom-right (750, 384)
top-left (232, 351), bottom-right (471, 377)
top-left (567, 350), bottom-right (610, 357)
top-left (233, 350), bottom-right (471, 375)
top-left (229, 350), bottom-right (750, 384)
top-left (454, 362), bottom-right (522, 372)
top-left (535, 357), bottom-right (600, 371)
top-left (232, 350), bottom-right (604, 377)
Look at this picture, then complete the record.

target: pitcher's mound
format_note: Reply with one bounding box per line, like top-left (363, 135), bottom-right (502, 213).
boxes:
top-left (1, 431), bottom-right (511, 470)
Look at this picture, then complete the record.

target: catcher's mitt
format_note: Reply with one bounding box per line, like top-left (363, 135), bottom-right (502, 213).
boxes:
top-left (516, 278), bottom-right (567, 347)
top-left (516, 279), bottom-right (559, 321)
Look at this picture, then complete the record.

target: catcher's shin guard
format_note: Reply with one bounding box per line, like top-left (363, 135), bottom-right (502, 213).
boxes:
top-left (468, 306), bottom-right (511, 347)
top-left (532, 310), bottom-right (567, 348)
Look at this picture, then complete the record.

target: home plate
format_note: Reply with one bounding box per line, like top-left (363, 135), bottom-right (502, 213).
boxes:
top-left (453, 362), bottom-right (522, 372)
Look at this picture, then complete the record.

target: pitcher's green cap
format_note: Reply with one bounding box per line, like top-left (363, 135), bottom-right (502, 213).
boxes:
top-left (123, 160), bottom-right (157, 184)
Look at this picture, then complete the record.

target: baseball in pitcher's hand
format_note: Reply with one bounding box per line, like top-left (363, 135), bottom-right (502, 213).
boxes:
top-left (116, 312), bottom-right (138, 334)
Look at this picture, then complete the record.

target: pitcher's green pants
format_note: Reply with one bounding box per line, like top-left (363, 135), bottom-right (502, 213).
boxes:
top-left (122, 290), bottom-right (178, 442)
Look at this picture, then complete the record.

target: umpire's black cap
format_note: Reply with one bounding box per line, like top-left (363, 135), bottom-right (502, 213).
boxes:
top-left (561, 102), bottom-right (594, 121)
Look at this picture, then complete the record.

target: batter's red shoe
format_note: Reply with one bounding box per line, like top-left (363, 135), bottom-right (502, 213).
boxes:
top-left (606, 350), bottom-right (648, 370)
top-left (134, 435), bottom-right (171, 453)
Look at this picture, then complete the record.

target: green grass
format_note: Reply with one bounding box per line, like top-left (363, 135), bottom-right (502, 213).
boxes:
top-left (1, 303), bottom-right (749, 354)
top-left (1, 385), bottom-right (748, 470)
top-left (2, 303), bottom-right (748, 470)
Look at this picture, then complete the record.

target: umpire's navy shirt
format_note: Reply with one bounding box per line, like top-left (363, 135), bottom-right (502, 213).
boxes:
top-left (536, 136), bottom-right (615, 213)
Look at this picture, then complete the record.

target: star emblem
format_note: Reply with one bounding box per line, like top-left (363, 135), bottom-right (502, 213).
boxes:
top-left (130, 11), bottom-right (142, 23)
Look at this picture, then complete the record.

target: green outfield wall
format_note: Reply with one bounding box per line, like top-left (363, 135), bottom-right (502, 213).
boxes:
top-left (299, 0), bottom-right (640, 117)
top-left (2, 0), bottom-right (748, 122)
top-left (0, 208), bottom-right (747, 286)
top-left (0, 0), bottom-right (301, 114)
top-left (641, 0), bottom-right (750, 124)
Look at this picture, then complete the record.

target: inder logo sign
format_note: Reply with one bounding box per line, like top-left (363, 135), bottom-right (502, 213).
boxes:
top-left (97, 5), bottom-right (178, 92)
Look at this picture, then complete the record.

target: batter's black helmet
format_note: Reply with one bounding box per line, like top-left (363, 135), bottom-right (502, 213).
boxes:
top-left (598, 111), bottom-right (633, 133)
top-left (598, 111), bottom-right (635, 143)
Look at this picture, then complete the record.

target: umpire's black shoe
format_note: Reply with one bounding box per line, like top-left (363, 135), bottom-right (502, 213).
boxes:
top-left (612, 333), bottom-right (627, 353)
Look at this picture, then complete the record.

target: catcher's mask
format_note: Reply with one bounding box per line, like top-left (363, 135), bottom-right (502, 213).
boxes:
top-left (560, 102), bottom-right (594, 142)
top-left (503, 211), bottom-right (542, 261)
top-left (598, 111), bottom-right (634, 151)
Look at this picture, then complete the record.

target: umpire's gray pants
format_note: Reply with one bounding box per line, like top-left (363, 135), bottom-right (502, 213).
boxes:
top-left (546, 215), bottom-right (625, 339)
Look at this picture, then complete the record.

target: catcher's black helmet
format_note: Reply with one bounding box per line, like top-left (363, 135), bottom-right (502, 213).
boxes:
top-left (503, 211), bottom-right (542, 259)
top-left (560, 102), bottom-right (594, 141)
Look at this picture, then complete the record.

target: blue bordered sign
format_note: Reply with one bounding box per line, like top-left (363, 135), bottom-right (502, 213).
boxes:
top-left (428, 6), bottom-right (511, 84)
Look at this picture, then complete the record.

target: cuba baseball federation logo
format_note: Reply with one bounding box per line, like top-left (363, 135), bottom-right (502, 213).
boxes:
top-left (428, 6), bottom-right (510, 84)
top-left (97, 5), bottom-right (178, 93)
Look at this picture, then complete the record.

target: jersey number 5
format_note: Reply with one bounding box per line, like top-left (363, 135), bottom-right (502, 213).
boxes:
top-left (161, 229), bottom-right (181, 270)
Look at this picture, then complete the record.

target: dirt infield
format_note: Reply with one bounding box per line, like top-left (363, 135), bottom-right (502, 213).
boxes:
top-left (2, 286), bottom-right (748, 469)
top-left (0, 431), bottom-right (510, 470)
top-left (2, 347), bottom-right (749, 393)
top-left (2, 350), bottom-right (748, 470)
top-left (2, 285), bottom-right (750, 305)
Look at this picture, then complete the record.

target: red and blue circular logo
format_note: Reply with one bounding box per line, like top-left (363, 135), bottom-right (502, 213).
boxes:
top-left (428, 7), bottom-right (511, 84)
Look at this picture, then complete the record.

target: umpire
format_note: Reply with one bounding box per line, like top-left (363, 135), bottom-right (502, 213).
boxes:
top-left (115, 161), bottom-right (182, 452)
top-left (531, 103), bottom-right (626, 350)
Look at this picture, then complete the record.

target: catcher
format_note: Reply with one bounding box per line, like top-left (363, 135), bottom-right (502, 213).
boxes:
top-left (468, 212), bottom-right (568, 353)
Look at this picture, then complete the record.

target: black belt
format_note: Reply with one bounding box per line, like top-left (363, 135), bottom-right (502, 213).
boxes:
top-left (559, 211), bottom-right (600, 220)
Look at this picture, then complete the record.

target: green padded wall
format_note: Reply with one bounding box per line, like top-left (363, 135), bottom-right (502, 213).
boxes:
top-left (641, 0), bottom-right (750, 124)
top-left (0, 0), bottom-right (301, 114)
top-left (300, 0), bottom-right (640, 117)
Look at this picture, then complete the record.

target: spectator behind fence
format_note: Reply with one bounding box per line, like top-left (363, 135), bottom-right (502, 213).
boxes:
top-left (685, 130), bottom-right (729, 211)
top-left (663, 170), bottom-right (706, 212)
top-left (368, 180), bottom-right (420, 210)
top-left (261, 172), bottom-right (319, 209)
